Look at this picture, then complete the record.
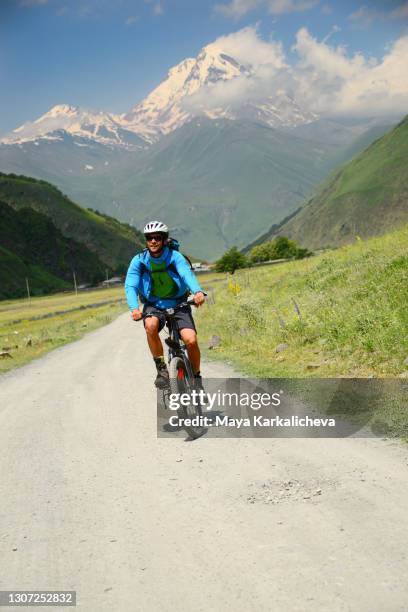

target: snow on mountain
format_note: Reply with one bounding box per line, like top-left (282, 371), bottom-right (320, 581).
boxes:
top-left (1, 40), bottom-right (317, 147)
top-left (123, 45), bottom-right (252, 136)
top-left (124, 41), bottom-right (316, 137)
top-left (1, 104), bottom-right (148, 149)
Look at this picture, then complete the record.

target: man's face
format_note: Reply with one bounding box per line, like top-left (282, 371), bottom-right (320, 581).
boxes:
top-left (145, 233), bottom-right (165, 256)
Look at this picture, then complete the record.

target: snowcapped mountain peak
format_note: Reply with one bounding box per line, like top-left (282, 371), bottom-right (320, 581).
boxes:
top-left (124, 39), bottom-right (314, 138)
top-left (187, 45), bottom-right (252, 89)
top-left (1, 105), bottom-right (147, 149)
top-left (123, 43), bottom-right (256, 137)
top-left (41, 104), bottom-right (80, 119)
top-left (197, 42), bottom-right (251, 74)
top-left (168, 57), bottom-right (195, 78)
top-left (1, 34), bottom-right (317, 148)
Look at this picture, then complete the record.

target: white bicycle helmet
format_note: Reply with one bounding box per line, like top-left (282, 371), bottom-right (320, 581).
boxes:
top-left (143, 220), bottom-right (169, 236)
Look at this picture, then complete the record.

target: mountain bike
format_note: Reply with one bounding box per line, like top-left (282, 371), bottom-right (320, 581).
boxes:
top-left (141, 296), bottom-right (206, 440)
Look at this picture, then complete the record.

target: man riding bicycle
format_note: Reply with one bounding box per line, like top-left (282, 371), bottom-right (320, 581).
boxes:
top-left (124, 221), bottom-right (205, 390)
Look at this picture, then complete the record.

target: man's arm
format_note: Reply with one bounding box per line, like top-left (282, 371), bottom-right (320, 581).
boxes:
top-left (173, 252), bottom-right (205, 304)
top-left (124, 255), bottom-right (142, 314)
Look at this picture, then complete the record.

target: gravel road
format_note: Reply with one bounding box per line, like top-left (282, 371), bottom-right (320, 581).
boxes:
top-left (0, 313), bottom-right (407, 611)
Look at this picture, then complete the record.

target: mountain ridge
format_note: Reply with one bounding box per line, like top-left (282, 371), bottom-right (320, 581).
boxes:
top-left (0, 172), bottom-right (145, 272)
top-left (0, 118), bottom-right (396, 259)
top-left (0, 200), bottom-right (107, 299)
top-left (1, 40), bottom-right (317, 147)
top-left (255, 115), bottom-right (408, 250)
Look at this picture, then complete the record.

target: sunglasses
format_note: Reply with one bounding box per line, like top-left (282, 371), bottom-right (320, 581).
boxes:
top-left (146, 234), bottom-right (164, 242)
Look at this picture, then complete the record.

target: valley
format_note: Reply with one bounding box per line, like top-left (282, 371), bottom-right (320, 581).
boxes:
top-left (0, 40), bottom-right (400, 259)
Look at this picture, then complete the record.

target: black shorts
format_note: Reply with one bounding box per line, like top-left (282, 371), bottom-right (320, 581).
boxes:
top-left (143, 303), bottom-right (196, 333)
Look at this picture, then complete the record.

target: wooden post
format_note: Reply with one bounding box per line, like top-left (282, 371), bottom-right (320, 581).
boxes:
top-left (25, 277), bottom-right (31, 305)
top-left (73, 271), bottom-right (78, 296)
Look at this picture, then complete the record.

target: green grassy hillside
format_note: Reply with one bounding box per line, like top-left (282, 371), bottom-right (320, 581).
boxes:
top-left (0, 245), bottom-right (69, 300)
top-left (0, 200), bottom-right (110, 299)
top-left (0, 172), bottom-right (144, 270)
top-left (257, 116), bottom-right (408, 249)
top-left (196, 223), bottom-right (408, 379)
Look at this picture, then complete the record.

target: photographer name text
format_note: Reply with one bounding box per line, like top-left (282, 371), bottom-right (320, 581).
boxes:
top-left (168, 415), bottom-right (336, 428)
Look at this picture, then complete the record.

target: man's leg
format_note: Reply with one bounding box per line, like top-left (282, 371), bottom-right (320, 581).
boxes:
top-left (180, 328), bottom-right (200, 374)
top-left (180, 328), bottom-right (205, 393)
top-left (144, 315), bottom-right (169, 389)
top-left (144, 315), bottom-right (163, 357)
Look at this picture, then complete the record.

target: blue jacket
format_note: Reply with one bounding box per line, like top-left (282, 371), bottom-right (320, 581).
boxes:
top-left (124, 247), bottom-right (203, 310)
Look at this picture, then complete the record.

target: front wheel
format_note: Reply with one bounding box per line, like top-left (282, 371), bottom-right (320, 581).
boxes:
top-left (169, 356), bottom-right (205, 440)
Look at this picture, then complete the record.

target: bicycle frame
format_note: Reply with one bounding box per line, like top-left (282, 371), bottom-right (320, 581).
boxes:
top-left (164, 309), bottom-right (195, 381)
top-left (141, 298), bottom-right (206, 439)
top-left (138, 295), bottom-right (204, 386)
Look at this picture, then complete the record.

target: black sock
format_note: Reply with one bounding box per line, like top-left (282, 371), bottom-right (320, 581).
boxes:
top-left (154, 356), bottom-right (165, 369)
top-left (194, 371), bottom-right (201, 378)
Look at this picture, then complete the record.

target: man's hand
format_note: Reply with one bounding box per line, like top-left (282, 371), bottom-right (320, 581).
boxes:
top-left (131, 308), bottom-right (143, 321)
top-left (193, 291), bottom-right (205, 307)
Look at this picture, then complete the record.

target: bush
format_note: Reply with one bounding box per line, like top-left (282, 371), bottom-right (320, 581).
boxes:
top-left (249, 236), bottom-right (312, 263)
top-left (215, 246), bottom-right (248, 274)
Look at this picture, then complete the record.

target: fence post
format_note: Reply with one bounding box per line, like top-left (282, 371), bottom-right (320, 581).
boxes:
top-left (25, 277), bottom-right (31, 305)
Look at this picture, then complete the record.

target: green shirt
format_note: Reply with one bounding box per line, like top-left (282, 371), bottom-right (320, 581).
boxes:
top-left (150, 259), bottom-right (179, 299)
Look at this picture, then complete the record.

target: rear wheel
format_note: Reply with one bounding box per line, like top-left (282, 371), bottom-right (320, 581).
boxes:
top-left (169, 356), bottom-right (205, 440)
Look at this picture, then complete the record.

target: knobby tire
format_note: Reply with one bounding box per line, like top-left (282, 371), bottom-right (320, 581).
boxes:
top-left (169, 356), bottom-right (205, 440)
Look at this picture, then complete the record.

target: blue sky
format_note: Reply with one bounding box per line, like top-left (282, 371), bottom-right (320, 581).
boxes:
top-left (1, 0), bottom-right (408, 134)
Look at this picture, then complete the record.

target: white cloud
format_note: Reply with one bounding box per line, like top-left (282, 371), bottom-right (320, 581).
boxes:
top-left (391, 1), bottom-right (408, 18)
top-left (349, 2), bottom-right (408, 27)
top-left (215, 0), bottom-right (259, 18)
top-left (348, 5), bottom-right (383, 27)
top-left (265, 0), bottom-right (319, 13)
top-left (322, 24), bottom-right (341, 43)
top-left (125, 15), bottom-right (139, 25)
top-left (210, 26), bottom-right (286, 67)
top-left (153, 2), bottom-right (163, 15)
top-left (292, 27), bottom-right (408, 117)
top-left (215, 0), bottom-right (319, 17)
top-left (184, 26), bottom-right (408, 119)
top-left (183, 27), bottom-right (287, 112)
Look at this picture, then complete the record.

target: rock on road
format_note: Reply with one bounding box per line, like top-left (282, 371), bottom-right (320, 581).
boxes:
top-left (0, 313), bottom-right (407, 611)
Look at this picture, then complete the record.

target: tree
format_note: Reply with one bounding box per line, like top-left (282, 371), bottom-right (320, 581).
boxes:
top-left (249, 242), bottom-right (273, 263)
top-left (249, 236), bottom-right (312, 264)
top-left (215, 246), bottom-right (248, 274)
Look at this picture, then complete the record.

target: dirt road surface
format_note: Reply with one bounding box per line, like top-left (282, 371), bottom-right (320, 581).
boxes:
top-left (1, 313), bottom-right (407, 611)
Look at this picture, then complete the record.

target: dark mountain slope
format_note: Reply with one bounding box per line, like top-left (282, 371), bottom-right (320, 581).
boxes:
top-left (0, 200), bottom-right (107, 299)
top-left (0, 172), bottom-right (144, 271)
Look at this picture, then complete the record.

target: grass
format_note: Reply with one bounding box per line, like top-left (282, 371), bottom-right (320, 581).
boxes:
top-left (196, 224), bottom-right (408, 378)
top-left (0, 286), bottom-right (127, 374)
top-left (195, 225), bottom-right (408, 437)
top-left (332, 116), bottom-right (408, 199)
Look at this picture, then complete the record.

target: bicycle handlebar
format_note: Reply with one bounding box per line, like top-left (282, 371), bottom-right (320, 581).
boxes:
top-left (167, 291), bottom-right (208, 311)
top-left (133, 292), bottom-right (207, 321)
